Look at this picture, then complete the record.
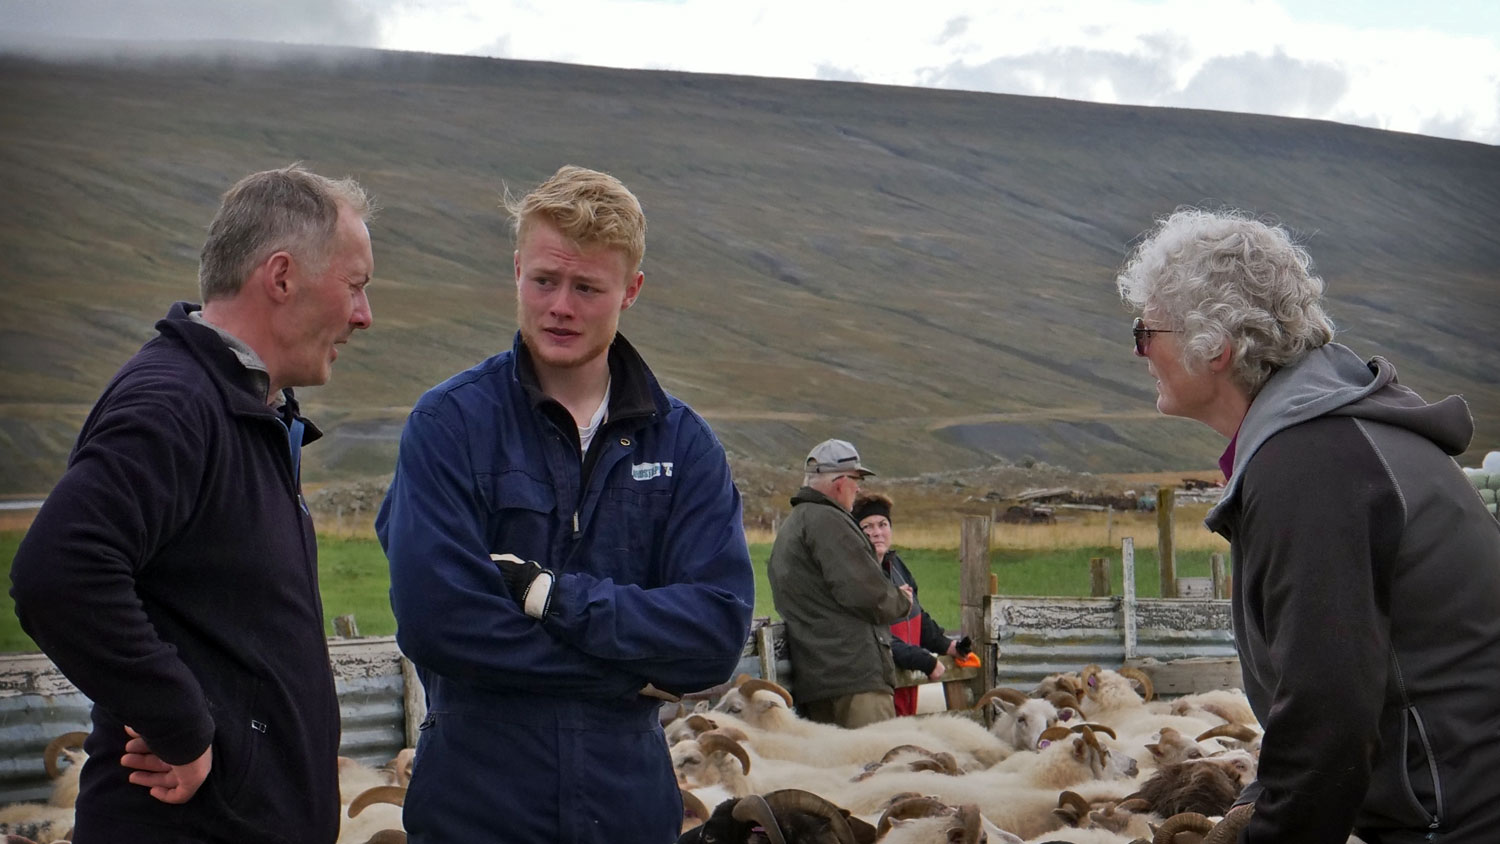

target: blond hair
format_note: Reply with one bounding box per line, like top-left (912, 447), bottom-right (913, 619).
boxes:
top-left (504, 165), bottom-right (646, 272)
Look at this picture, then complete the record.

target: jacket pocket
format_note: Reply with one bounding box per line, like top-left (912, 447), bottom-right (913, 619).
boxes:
top-left (1396, 704), bottom-right (1444, 829)
top-left (591, 485), bottom-right (673, 585)
top-left (479, 471), bottom-right (556, 561)
top-left (214, 680), bottom-right (265, 809)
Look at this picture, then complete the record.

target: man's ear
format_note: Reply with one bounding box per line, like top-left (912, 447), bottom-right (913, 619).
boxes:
top-left (621, 271), bottom-right (644, 310)
top-left (258, 251), bottom-right (296, 303)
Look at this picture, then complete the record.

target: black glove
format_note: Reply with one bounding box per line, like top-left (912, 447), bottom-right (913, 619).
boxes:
top-left (953, 636), bottom-right (973, 658)
top-left (490, 554), bottom-right (557, 619)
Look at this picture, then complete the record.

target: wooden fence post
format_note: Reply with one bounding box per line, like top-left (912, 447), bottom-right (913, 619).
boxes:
top-left (1156, 487), bottom-right (1176, 597)
top-left (333, 614), bottom-right (359, 638)
top-left (959, 516), bottom-right (990, 643)
top-left (959, 515), bottom-right (991, 712)
top-left (1210, 552), bottom-right (1227, 599)
top-left (1090, 557), bottom-right (1110, 596)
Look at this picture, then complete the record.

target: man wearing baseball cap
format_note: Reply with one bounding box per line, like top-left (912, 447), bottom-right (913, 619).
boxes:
top-left (767, 439), bottom-right (913, 727)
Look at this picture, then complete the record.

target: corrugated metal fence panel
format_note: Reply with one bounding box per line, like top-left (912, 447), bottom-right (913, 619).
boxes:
top-left (0, 639), bottom-right (411, 806)
top-left (987, 596), bottom-right (1236, 690)
top-left (328, 638), bottom-right (407, 769)
top-left (0, 653), bottom-right (91, 804)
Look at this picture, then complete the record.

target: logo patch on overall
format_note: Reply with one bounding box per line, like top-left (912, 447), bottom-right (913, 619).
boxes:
top-left (631, 462), bottom-right (674, 481)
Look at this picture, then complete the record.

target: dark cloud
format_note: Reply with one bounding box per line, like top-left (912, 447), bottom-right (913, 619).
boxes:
top-left (0, 0), bottom-right (383, 52)
top-left (1174, 49), bottom-right (1348, 116)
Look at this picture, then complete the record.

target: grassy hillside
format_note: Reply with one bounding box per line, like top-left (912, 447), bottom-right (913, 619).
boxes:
top-left (2, 43), bottom-right (1497, 495)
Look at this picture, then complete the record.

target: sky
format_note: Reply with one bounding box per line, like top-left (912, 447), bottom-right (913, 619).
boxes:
top-left (3, 0), bottom-right (1498, 145)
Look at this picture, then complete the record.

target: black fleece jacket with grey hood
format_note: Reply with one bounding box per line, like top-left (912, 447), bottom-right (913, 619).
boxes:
top-left (1205, 343), bottom-right (1500, 844)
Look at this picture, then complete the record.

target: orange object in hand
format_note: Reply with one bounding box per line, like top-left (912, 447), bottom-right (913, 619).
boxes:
top-left (953, 652), bottom-right (980, 669)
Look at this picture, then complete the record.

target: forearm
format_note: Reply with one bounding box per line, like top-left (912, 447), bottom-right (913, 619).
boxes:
top-left (12, 486), bottom-right (214, 763)
top-left (889, 637), bottom-right (937, 673)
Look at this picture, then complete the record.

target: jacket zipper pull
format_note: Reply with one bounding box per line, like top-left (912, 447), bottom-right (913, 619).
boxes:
top-left (572, 510), bottom-right (581, 540)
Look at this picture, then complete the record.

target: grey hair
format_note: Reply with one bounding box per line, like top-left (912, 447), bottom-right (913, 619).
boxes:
top-left (1116, 208), bottom-right (1336, 396)
top-left (198, 164), bottom-right (374, 302)
top-left (804, 472), bottom-right (838, 491)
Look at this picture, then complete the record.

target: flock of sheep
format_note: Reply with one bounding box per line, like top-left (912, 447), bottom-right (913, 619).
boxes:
top-left (667, 666), bottom-right (1284, 844)
top-left (1, 662), bottom-right (1366, 843)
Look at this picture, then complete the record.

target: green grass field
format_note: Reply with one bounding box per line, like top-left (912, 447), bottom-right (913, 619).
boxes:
top-left (0, 531), bottom-right (1220, 654)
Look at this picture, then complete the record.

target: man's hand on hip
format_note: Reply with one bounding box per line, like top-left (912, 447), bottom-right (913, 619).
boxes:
top-left (122, 725), bottom-right (211, 804)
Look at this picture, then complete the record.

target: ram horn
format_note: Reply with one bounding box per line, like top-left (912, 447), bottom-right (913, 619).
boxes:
top-left (1047, 690), bottom-right (1084, 713)
top-left (1202, 803), bottom-right (1255, 844)
top-left (971, 687), bottom-right (1029, 711)
top-left (43, 731), bottom-right (89, 779)
top-left (1118, 667), bottom-right (1155, 702)
top-left (348, 785), bottom-right (407, 818)
top-left (1073, 721), bottom-right (1118, 739)
top-left (680, 788), bottom-right (711, 825)
top-left (1052, 790), bottom-right (1092, 826)
top-left (738, 678), bottom-right (795, 708)
top-left (879, 744), bottom-right (937, 764)
top-left (762, 789), bottom-right (859, 844)
top-left (1151, 811), bottom-right (1214, 843)
top-left (1037, 725), bottom-right (1074, 747)
top-left (955, 804), bottom-right (984, 844)
top-left (685, 714), bottom-right (719, 734)
top-left (875, 796), bottom-right (951, 838)
top-left (1196, 723), bottom-right (1260, 743)
top-left (698, 732), bottom-right (752, 775)
top-left (731, 794), bottom-right (788, 844)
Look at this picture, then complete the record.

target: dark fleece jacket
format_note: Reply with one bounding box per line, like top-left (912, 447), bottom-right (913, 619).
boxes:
top-left (1205, 343), bottom-right (1500, 844)
top-left (10, 302), bottom-right (340, 844)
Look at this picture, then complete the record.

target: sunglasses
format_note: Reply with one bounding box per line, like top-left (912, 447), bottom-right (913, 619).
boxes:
top-left (1132, 317), bottom-right (1178, 357)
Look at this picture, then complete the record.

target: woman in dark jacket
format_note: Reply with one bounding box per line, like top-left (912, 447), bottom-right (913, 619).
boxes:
top-left (852, 494), bottom-right (969, 716)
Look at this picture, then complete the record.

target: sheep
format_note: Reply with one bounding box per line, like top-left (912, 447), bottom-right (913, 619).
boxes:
top-left (675, 789), bottom-right (875, 844)
top-left (42, 731), bottom-right (87, 809)
top-left (0, 804), bottom-right (72, 844)
top-left (1161, 689), bottom-right (1257, 730)
top-left (989, 726), bottom-right (1138, 788)
top-left (710, 677), bottom-right (1011, 769)
top-left (797, 726), bottom-right (1140, 839)
top-left (874, 796), bottom-right (1000, 844)
top-left (0, 731), bottom-right (86, 843)
top-left (1142, 725), bottom-right (1260, 769)
top-left (338, 784), bottom-right (406, 844)
top-left (1067, 669), bottom-right (1223, 775)
top-left (1126, 752), bottom-right (1257, 819)
top-left (973, 688), bottom-right (1068, 752)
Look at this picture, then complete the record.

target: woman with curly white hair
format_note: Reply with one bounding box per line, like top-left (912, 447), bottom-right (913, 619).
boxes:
top-left (1117, 208), bottom-right (1500, 844)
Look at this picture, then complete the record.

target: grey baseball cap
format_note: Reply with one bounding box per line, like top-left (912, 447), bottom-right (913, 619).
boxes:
top-left (805, 438), bottom-right (876, 477)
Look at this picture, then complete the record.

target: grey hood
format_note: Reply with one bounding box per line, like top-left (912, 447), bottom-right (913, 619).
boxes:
top-left (1208, 342), bottom-right (1473, 525)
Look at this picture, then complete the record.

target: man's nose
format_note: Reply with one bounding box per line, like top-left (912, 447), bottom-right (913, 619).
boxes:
top-left (351, 289), bottom-right (373, 330)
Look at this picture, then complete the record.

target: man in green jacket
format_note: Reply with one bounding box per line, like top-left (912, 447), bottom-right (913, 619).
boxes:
top-left (768, 439), bottom-right (913, 728)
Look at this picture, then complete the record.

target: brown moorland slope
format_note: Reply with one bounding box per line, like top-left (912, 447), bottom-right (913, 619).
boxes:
top-left (1, 43), bottom-right (1496, 499)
